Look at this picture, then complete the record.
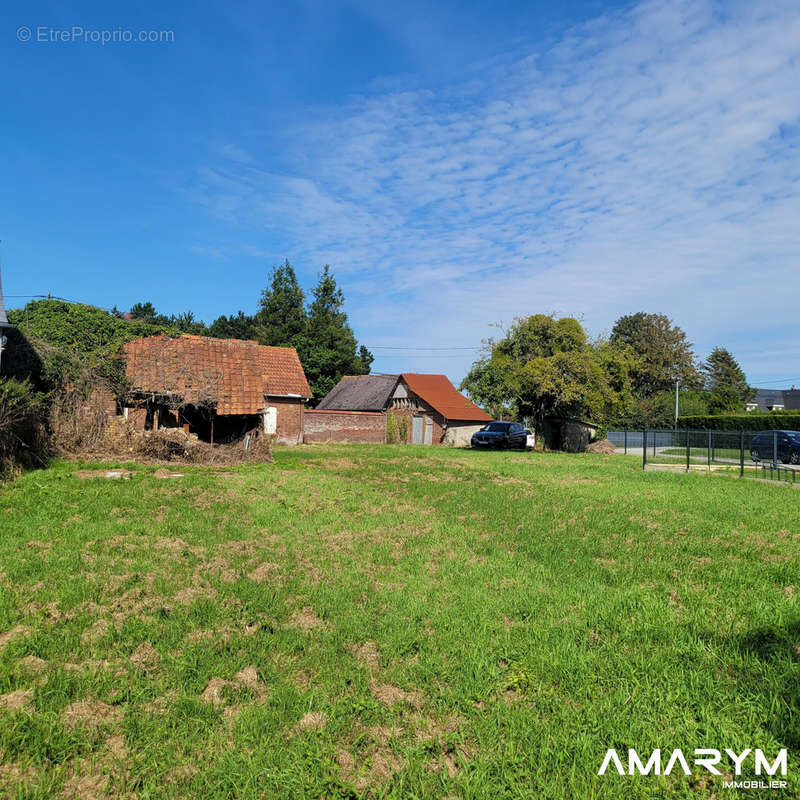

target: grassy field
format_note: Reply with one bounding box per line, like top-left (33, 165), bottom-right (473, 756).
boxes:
top-left (0, 446), bottom-right (798, 799)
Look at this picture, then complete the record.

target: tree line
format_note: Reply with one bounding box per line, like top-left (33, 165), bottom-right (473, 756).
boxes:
top-left (120, 261), bottom-right (373, 402)
top-left (460, 312), bottom-right (753, 431)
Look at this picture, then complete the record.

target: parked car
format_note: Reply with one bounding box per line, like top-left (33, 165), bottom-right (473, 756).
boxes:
top-left (471, 421), bottom-right (530, 450)
top-left (749, 430), bottom-right (800, 464)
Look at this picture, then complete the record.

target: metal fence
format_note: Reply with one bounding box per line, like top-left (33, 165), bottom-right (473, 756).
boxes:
top-left (606, 429), bottom-right (800, 484)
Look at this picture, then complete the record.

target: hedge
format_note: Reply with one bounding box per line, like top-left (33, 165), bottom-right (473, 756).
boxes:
top-left (678, 412), bottom-right (800, 431)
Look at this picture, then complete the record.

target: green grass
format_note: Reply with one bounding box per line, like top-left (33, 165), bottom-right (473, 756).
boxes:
top-left (0, 446), bottom-right (798, 798)
top-left (661, 447), bottom-right (742, 460)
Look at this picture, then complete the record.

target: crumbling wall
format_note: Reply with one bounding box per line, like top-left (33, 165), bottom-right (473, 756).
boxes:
top-left (303, 409), bottom-right (385, 443)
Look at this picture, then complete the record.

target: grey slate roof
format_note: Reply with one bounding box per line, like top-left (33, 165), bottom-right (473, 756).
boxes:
top-left (750, 388), bottom-right (800, 411)
top-left (316, 374), bottom-right (399, 411)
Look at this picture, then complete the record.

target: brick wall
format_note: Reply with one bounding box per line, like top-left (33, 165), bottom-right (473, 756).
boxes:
top-left (266, 396), bottom-right (305, 445)
top-left (388, 404), bottom-right (446, 444)
top-left (303, 409), bottom-right (386, 443)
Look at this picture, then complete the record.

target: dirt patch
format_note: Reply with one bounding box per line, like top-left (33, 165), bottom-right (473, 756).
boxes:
top-left (63, 700), bottom-right (122, 729)
top-left (0, 689), bottom-right (32, 710)
top-left (17, 654), bottom-right (47, 673)
top-left (335, 748), bottom-right (355, 773)
top-left (201, 667), bottom-right (267, 707)
top-left (0, 763), bottom-right (35, 786)
top-left (61, 771), bottom-right (109, 799)
top-left (233, 665), bottom-right (259, 689)
top-left (366, 724), bottom-right (402, 745)
top-left (130, 642), bottom-right (160, 670)
top-left (370, 681), bottom-right (423, 708)
top-left (155, 537), bottom-right (205, 557)
top-left (81, 619), bottom-right (111, 645)
top-left (367, 749), bottom-right (404, 783)
top-left (290, 606), bottom-right (326, 633)
top-left (164, 764), bottom-right (199, 785)
top-left (248, 562), bottom-right (279, 582)
top-left (294, 669), bottom-right (313, 689)
top-left (105, 734), bottom-right (126, 758)
top-left (201, 677), bottom-right (228, 707)
top-left (153, 468), bottom-right (184, 479)
top-left (173, 586), bottom-right (217, 605)
top-left (351, 640), bottom-right (381, 670)
top-left (414, 713), bottom-right (463, 743)
top-left (204, 557), bottom-right (237, 583)
top-left (319, 458), bottom-right (358, 471)
top-left (295, 711), bottom-right (327, 732)
top-left (433, 746), bottom-right (472, 777)
top-left (185, 626), bottom-right (234, 644)
top-left (0, 625), bottom-right (29, 651)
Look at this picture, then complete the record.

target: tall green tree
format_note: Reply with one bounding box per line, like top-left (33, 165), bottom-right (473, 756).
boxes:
top-left (299, 265), bottom-right (372, 401)
top-left (169, 311), bottom-right (207, 335)
top-left (208, 311), bottom-right (256, 341)
top-left (128, 301), bottom-right (164, 325)
top-left (703, 347), bottom-right (753, 413)
top-left (610, 312), bottom-right (702, 396)
top-left (128, 302), bottom-right (206, 334)
top-left (357, 345), bottom-right (374, 374)
top-left (255, 260), bottom-right (307, 347)
top-left (461, 315), bottom-right (631, 433)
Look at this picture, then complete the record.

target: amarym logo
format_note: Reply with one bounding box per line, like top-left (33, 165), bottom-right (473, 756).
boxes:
top-left (598, 748), bottom-right (788, 777)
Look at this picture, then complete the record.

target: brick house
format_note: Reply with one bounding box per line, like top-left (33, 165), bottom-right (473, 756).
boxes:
top-left (120, 335), bottom-right (311, 444)
top-left (309, 373), bottom-right (491, 445)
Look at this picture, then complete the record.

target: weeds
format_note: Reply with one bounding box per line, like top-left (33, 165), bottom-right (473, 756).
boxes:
top-left (0, 447), bottom-right (797, 797)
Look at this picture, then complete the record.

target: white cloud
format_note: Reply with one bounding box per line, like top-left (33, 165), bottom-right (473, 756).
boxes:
top-left (191, 0), bottom-right (800, 384)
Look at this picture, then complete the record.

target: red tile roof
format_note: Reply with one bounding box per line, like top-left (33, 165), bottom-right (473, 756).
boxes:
top-left (401, 373), bottom-right (492, 422)
top-left (123, 335), bottom-right (310, 415)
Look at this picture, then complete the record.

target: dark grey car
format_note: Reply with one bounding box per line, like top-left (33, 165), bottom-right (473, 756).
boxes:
top-left (471, 421), bottom-right (528, 450)
top-left (749, 430), bottom-right (800, 464)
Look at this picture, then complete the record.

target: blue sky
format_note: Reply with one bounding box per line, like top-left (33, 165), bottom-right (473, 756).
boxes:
top-left (3, 0), bottom-right (800, 386)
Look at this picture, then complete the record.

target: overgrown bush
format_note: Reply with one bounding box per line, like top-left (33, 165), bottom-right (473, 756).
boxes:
top-left (397, 416), bottom-right (409, 443)
top-left (48, 384), bottom-right (114, 454)
top-left (6, 300), bottom-right (173, 389)
top-left (0, 379), bottom-right (47, 478)
top-left (386, 413), bottom-right (399, 444)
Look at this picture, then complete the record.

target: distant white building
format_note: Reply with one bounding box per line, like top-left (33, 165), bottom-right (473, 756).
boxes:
top-left (746, 388), bottom-right (800, 412)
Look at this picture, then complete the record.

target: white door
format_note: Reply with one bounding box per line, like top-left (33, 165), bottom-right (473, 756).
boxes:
top-left (264, 407), bottom-right (277, 434)
top-left (424, 417), bottom-right (433, 444)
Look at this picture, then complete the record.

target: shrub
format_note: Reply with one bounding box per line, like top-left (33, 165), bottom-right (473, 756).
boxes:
top-left (397, 416), bottom-right (409, 443)
top-left (6, 300), bottom-right (173, 389)
top-left (0, 379), bottom-right (47, 478)
top-left (386, 413), bottom-right (399, 444)
top-left (48, 384), bottom-right (114, 454)
top-left (678, 412), bottom-right (800, 431)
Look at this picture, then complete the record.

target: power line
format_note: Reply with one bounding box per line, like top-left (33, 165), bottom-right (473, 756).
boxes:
top-left (367, 345), bottom-right (482, 351)
top-left (752, 378), bottom-right (800, 386)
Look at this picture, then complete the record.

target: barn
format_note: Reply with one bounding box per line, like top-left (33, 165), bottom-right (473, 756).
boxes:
top-left (309, 373), bottom-right (491, 445)
top-left (120, 334), bottom-right (311, 445)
